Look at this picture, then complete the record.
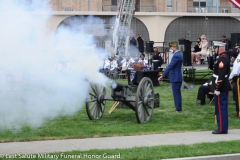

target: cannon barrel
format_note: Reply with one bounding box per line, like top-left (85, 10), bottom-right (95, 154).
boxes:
top-left (109, 80), bottom-right (129, 92)
top-left (113, 83), bottom-right (129, 92)
top-left (111, 82), bottom-right (130, 100)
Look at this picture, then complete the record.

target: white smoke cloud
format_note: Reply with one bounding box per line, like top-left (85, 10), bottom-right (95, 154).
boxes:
top-left (0, 0), bottom-right (110, 130)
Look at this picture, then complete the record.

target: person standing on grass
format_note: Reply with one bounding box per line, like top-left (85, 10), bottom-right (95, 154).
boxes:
top-left (158, 42), bottom-right (183, 112)
top-left (229, 45), bottom-right (240, 119)
top-left (212, 41), bottom-right (232, 134)
top-left (152, 45), bottom-right (163, 70)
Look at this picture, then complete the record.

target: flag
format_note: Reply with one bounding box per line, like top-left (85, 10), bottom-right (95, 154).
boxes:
top-left (229, 0), bottom-right (240, 9)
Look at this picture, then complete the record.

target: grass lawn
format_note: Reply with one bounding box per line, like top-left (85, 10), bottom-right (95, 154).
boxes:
top-left (0, 69), bottom-right (240, 159)
top-left (0, 74), bottom-right (238, 142)
top-left (44, 141), bottom-right (240, 159)
top-left (3, 141), bottom-right (240, 160)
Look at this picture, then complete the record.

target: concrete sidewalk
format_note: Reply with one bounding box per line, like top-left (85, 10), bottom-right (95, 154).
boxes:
top-left (0, 129), bottom-right (240, 156)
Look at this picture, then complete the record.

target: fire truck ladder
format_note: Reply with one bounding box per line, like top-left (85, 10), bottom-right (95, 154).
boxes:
top-left (113, 0), bottom-right (136, 56)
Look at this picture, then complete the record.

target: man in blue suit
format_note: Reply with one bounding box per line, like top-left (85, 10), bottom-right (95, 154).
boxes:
top-left (158, 42), bottom-right (183, 112)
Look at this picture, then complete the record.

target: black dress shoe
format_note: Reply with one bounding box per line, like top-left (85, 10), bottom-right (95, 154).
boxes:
top-left (212, 130), bottom-right (228, 134)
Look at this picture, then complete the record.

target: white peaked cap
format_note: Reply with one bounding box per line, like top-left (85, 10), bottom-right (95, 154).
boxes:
top-left (213, 41), bottom-right (226, 47)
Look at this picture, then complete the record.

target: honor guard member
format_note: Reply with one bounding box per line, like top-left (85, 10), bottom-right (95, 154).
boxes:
top-left (229, 45), bottom-right (240, 118)
top-left (212, 41), bottom-right (232, 134)
top-left (152, 45), bottom-right (163, 85)
top-left (152, 45), bottom-right (163, 70)
top-left (158, 42), bottom-right (183, 112)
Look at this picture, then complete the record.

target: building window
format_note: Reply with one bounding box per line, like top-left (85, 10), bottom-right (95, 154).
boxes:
top-left (193, 0), bottom-right (206, 7)
top-left (111, 0), bottom-right (118, 5)
top-left (167, 0), bottom-right (173, 7)
top-left (65, 8), bottom-right (74, 11)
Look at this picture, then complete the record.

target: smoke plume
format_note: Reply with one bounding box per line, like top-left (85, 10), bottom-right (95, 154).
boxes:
top-left (0, 0), bottom-right (109, 130)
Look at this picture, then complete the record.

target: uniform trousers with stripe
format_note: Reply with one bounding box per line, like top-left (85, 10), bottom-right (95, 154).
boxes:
top-left (214, 92), bottom-right (228, 133)
top-left (233, 77), bottom-right (240, 118)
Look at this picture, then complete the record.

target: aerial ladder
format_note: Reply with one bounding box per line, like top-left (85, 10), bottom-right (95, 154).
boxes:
top-left (112, 0), bottom-right (138, 56)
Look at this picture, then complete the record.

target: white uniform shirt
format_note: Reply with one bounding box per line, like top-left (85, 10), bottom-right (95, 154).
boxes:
top-left (229, 54), bottom-right (240, 79)
top-left (138, 59), bottom-right (143, 63)
top-left (121, 58), bottom-right (126, 64)
top-left (138, 59), bottom-right (148, 64)
top-left (110, 60), bottom-right (118, 71)
top-left (103, 59), bottom-right (110, 69)
top-left (129, 57), bottom-right (135, 63)
top-left (145, 59), bottom-right (148, 64)
top-left (121, 58), bottom-right (127, 68)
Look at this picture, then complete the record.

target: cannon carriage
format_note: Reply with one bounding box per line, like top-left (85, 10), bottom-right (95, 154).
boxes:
top-left (86, 77), bottom-right (160, 123)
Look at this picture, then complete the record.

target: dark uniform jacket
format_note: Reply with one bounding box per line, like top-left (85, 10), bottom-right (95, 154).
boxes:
top-left (152, 52), bottom-right (163, 68)
top-left (213, 52), bottom-right (232, 92)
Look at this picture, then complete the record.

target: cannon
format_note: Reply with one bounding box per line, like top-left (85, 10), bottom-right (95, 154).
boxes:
top-left (85, 77), bottom-right (160, 123)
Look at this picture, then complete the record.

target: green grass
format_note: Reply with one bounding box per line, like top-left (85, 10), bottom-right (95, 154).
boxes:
top-left (184, 68), bottom-right (213, 84)
top-left (0, 75), bottom-right (239, 160)
top-left (50, 140), bottom-right (240, 160)
top-left (0, 78), bottom-right (238, 142)
top-left (3, 141), bottom-right (240, 160)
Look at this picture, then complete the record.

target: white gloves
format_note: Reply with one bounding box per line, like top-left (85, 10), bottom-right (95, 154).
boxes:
top-left (203, 83), bottom-right (208, 86)
top-left (215, 78), bottom-right (218, 84)
top-left (214, 90), bottom-right (220, 96)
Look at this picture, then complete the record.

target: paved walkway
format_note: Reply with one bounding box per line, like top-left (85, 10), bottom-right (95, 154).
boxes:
top-left (1, 129), bottom-right (240, 159)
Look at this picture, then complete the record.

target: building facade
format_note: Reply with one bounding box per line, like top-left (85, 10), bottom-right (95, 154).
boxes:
top-left (23, 0), bottom-right (240, 52)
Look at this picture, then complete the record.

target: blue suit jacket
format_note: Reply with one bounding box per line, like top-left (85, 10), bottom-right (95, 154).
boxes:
top-left (162, 51), bottom-right (183, 83)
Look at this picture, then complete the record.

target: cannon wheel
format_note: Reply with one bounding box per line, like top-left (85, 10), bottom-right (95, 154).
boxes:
top-left (86, 84), bottom-right (106, 120)
top-left (135, 77), bottom-right (154, 123)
